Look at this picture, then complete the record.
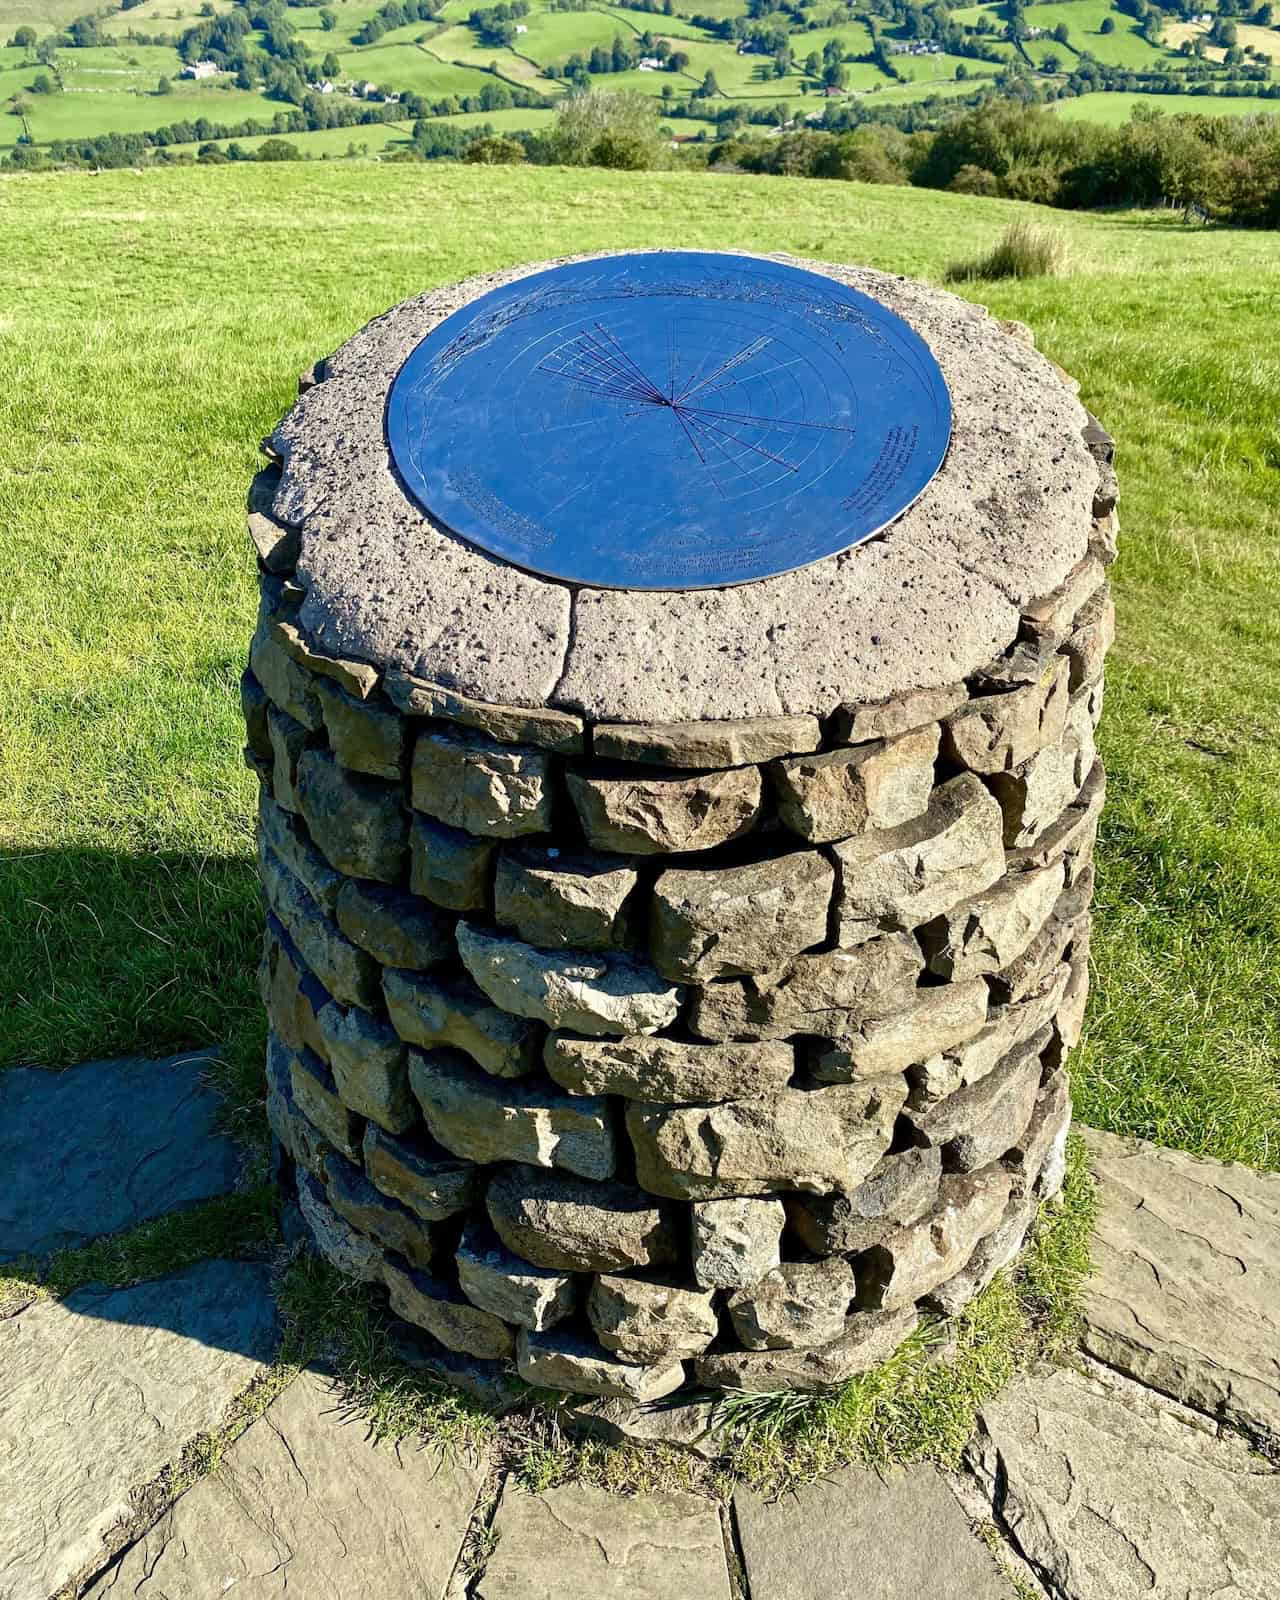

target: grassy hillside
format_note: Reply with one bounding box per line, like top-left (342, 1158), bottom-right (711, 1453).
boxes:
top-left (1, 162), bottom-right (1277, 1175)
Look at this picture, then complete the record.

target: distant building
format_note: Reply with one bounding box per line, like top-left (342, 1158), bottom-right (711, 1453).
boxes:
top-left (514, 22), bottom-right (527, 32)
top-left (181, 59), bottom-right (218, 79)
top-left (638, 55), bottom-right (662, 69)
top-left (308, 80), bottom-right (335, 94)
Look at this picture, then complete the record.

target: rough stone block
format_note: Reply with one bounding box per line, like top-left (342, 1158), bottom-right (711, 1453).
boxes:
top-left (289, 1044), bottom-right (364, 1161)
top-left (592, 714), bottom-right (822, 769)
top-left (382, 1254), bottom-right (515, 1361)
top-left (412, 727), bottom-right (553, 838)
top-left (409, 1049), bottom-right (616, 1181)
top-left (258, 790), bottom-right (343, 914)
top-left (1004, 757), bottom-right (1105, 875)
top-left (250, 622), bottom-right (322, 730)
top-left (457, 922), bottom-right (683, 1038)
top-left (315, 676), bottom-right (407, 779)
top-left (811, 978), bottom-right (988, 1082)
top-left (516, 1327), bottom-right (685, 1402)
top-left (363, 1122), bottom-right (478, 1221)
top-left (299, 1171), bottom-right (383, 1281)
top-left (241, 668), bottom-right (272, 759)
top-left (486, 1166), bottom-right (678, 1273)
top-left (268, 702), bottom-right (310, 813)
top-left (770, 725), bottom-right (939, 844)
top-left (831, 683), bottom-right (967, 746)
top-left (272, 618), bottom-right (380, 699)
top-left (920, 858), bottom-right (1066, 982)
top-left (82, 1371), bottom-right (485, 1600)
top-left (546, 1033), bottom-right (794, 1105)
top-left (335, 877), bottom-right (453, 971)
top-left (787, 1145), bottom-right (943, 1255)
top-left (1057, 935), bottom-right (1090, 1049)
top-left (926, 1188), bottom-right (1036, 1317)
top-left (857, 1165), bottom-right (1013, 1311)
top-left (727, 1257), bottom-right (855, 1351)
top-left (0, 1049), bottom-right (241, 1263)
top-left (260, 847), bottom-right (380, 1008)
top-left (296, 748), bottom-right (408, 883)
top-left (1020, 554), bottom-right (1106, 645)
top-left (1, 1262), bottom-right (277, 1600)
top-left (495, 846), bottom-right (637, 952)
top-left (695, 1305), bottom-right (918, 1392)
top-left (1005, 1067), bottom-right (1071, 1199)
top-left (477, 1482), bottom-right (731, 1600)
top-left (587, 1274), bottom-right (719, 1363)
top-left (315, 999), bottom-right (414, 1134)
top-left (384, 966), bottom-right (542, 1079)
top-left (627, 1077), bottom-right (907, 1200)
top-left (326, 1153), bottom-right (434, 1269)
top-left (386, 668), bottom-right (585, 753)
top-left (649, 851), bottom-right (834, 982)
top-left (687, 934), bottom-right (923, 1043)
top-left (986, 692), bottom-right (1095, 849)
top-left (566, 763), bottom-right (762, 855)
top-left (942, 654), bottom-right (1070, 774)
top-left (457, 1223), bottom-right (577, 1331)
top-left (1063, 582), bottom-right (1115, 691)
top-left (554, 1393), bottom-right (721, 1460)
top-left (912, 1029), bottom-right (1047, 1172)
top-left (832, 773), bottom-right (1005, 946)
top-left (691, 1196), bottom-right (786, 1290)
top-left (908, 963), bottom-right (1068, 1110)
top-left (266, 1035), bottom-right (338, 1182)
top-left (247, 506), bottom-right (300, 575)
top-left (410, 814), bottom-right (496, 913)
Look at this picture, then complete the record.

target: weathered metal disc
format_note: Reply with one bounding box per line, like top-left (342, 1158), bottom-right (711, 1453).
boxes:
top-left (386, 252), bottom-right (952, 591)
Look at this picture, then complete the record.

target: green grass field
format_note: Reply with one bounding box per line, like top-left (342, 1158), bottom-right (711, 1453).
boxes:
top-left (2, 161), bottom-right (1278, 1183)
top-left (1055, 88), bottom-right (1280, 123)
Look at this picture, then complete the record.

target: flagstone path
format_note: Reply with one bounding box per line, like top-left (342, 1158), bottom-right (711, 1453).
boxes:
top-left (2, 1054), bottom-right (1277, 1600)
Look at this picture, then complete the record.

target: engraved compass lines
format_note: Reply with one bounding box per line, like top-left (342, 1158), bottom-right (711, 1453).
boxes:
top-left (536, 322), bottom-right (855, 491)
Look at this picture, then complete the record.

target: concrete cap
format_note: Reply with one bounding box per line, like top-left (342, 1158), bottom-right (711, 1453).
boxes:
top-left (268, 252), bottom-right (1096, 723)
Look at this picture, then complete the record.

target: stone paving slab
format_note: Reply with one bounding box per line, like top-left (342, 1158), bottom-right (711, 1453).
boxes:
top-left (83, 1369), bottom-right (486, 1599)
top-left (966, 1362), bottom-right (1280, 1600)
top-left (1081, 1125), bottom-right (1280, 1445)
top-left (733, 1464), bottom-right (1013, 1600)
top-left (474, 1482), bottom-right (732, 1600)
top-left (0, 1260), bottom-right (277, 1600)
top-left (0, 1050), bottom-right (240, 1262)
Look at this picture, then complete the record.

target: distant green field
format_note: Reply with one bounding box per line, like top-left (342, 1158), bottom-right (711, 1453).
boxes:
top-left (335, 39), bottom-right (498, 96)
top-left (427, 23), bottom-right (563, 91)
top-left (5, 78), bottom-right (275, 146)
top-left (1056, 87), bottom-right (1280, 123)
top-left (517, 7), bottom-right (636, 63)
top-left (1022, 1), bottom-right (1171, 69)
top-left (176, 116), bottom-right (418, 155)
top-left (887, 47), bottom-right (995, 83)
top-left (0, 0), bottom-right (97, 35)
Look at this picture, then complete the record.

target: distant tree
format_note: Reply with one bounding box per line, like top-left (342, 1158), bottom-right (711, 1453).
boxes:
top-left (8, 94), bottom-right (32, 116)
top-left (1041, 50), bottom-right (1061, 71)
top-left (321, 51), bottom-right (341, 77)
top-left (35, 38), bottom-right (58, 66)
top-left (30, 71), bottom-right (55, 93)
top-left (200, 2), bottom-right (215, 14)
top-left (156, 73), bottom-right (173, 93)
top-left (804, 49), bottom-right (820, 77)
top-left (1100, 16), bottom-right (1115, 31)
top-left (955, 60), bottom-right (968, 77)
top-left (257, 137), bottom-right (303, 160)
top-left (547, 87), bottom-right (664, 166)
top-left (197, 140), bottom-right (228, 160)
top-left (465, 133), bottom-right (526, 161)
top-left (1052, 22), bottom-right (1069, 43)
top-left (668, 49), bottom-right (689, 71)
top-left (772, 45), bottom-right (791, 77)
top-left (696, 67), bottom-right (720, 95)
top-left (11, 25), bottom-right (36, 50)
top-left (320, 7), bottom-right (338, 27)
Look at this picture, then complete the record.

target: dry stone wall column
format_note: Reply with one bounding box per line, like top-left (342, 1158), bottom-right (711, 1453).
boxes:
top-left (244, 255), bottom-right (1118, 1403)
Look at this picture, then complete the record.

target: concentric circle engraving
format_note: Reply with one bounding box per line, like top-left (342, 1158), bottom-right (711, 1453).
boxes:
top-left (386, 252), bottom-right (951, 590)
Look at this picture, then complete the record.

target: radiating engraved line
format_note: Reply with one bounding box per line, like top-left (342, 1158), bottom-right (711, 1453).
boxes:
top-left (683, 410), bottom-right (799, 471)
top-left (676, 335), bottom-right (774, 403)
top-left (683, 404), bottom-right (855, 435)
top-left (694, 353), bottom-right (803, 397)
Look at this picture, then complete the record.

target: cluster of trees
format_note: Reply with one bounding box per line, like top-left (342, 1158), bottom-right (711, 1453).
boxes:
top-left (544, 33), bottom-right (689, 83)
top-left (468, 1), bottom-right (530, 47)
top-left (351, 0), bottom-right (441, 47)
top-left (708, 100), bottom-right (1280, 224)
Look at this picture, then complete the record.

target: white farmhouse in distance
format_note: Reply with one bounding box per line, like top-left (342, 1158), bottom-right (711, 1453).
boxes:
top-left (515, 22), bottom-right (528, 32)
top-left (181, 59), bottom-right (218, 79)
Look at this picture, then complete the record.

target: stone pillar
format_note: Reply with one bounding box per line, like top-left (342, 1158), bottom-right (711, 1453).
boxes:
top-left (245, 255), bottom-right (1117, 1401)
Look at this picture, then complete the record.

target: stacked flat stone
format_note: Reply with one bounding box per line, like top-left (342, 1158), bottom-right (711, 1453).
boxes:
top-left (246, 253), bottom-right (1118, 1400)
